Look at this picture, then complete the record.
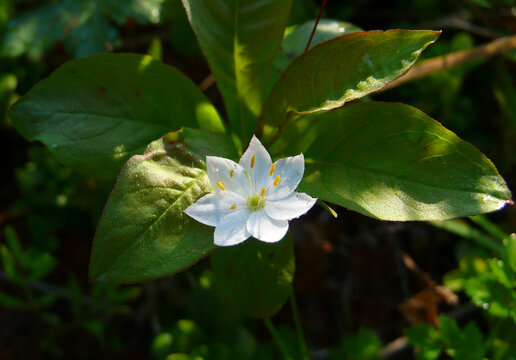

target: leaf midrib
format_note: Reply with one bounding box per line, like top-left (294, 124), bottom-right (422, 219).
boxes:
top-left (98, 163), bottom-right (208, 277)
top-left (12, 109), bottom-right (172, 132)
top-left (305, 159), bottom-right (507, 200)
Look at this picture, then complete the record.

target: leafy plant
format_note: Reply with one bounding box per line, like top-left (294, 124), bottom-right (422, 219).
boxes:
top-left (8, 0), bottom-right (512, 325)
top-left (1, 0), bottom-right (165, 59)
top-left (405, 315), bottom-right (487, 360)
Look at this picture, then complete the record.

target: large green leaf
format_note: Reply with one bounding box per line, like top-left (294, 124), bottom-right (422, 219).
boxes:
top-left (211, 235), bottom-right (294, 318)
top-left (268, 19), bottom-right (363, 91)
top-left (10, 53), bottom-right (225, 179)
top-left (270, 102), bottom-right (512, 221)
top-left (89, 129), bottom-right (237, 283)
top-left (261, 30), bottom-right (440, 135)
top-left (182, 0), bottom-right (292, 142)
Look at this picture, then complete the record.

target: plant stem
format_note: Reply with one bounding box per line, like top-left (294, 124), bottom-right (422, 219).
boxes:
top-left (383, 34), bottom-right (516, 90)
top-left (264, 318), bottom-right (293, 360)
top-left (428, 219), bottom-right (505, 255)
top-left (290, 290), bottom-right (310, 360)
top-left (468, 215), bottom-right (508, 241)
top-left (304, 0), bottom-right (328, 53)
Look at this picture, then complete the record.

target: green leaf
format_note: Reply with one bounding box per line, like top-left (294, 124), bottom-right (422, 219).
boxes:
top-left (261, 30), bottom-right (440, 135)
top-left (182, 0), bottom-right (292, 142)
top-left (0, 245), bottom-right (16, 279)
top-left (405, 323), bottom-right (442, 360)
top-left (269, 19), bottom-right (363, 91)
top-left (438, 315), bottom-right (462, 348)
top-left (0, 292), bottom-right (27, 309)
top-left (10, 53), bottom-right (225, 179)
top-left (211, 236), bottom-right (295, 318)
top-left (103, 0), bottom-right (165, 25)
top-left (330, 328), bottom-right (381, 360)
top-left (89, 129), bottom-right (236, 283)
top-left (1, 0), bottom-right (165, 59)
top-left (270, 102), bottom-right (512, 221)
top-left (506, 235), bottom-right (516, 272)
top-left (453, 322), bottom-right (486, 360)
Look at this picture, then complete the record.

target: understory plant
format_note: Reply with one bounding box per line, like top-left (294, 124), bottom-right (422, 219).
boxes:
top-left (9, 0), bottom-right (512, 321)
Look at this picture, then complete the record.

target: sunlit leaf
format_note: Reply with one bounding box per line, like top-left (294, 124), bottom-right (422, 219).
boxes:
top-left (269, 19), bottom-right (363, 91)
top-left (182, 0), bottom-right (292, 142)
top-left (262, 30), bottom-right (440, 136)
top-left (10, 54), bottom-right (225, 179)
top-left (271, 102), bottom-right (512, 221)
top-left (89, 129), bottom-right (237, 283)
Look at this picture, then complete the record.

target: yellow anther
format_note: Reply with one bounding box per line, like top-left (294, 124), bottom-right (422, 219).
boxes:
top-left (217, 181), bottom-right (225, 190)
top-left (250, 155), bottom-right (256, 168)
top-left (269, 164), bottom-right (275, 176)
top-left (230, 204), bottom-right (236, 210)
top-left (260, 187), bottom-right (266, 197)
top-left (273, 175), bottom-right (280, 187)
top-left (230, 170), bottom-right (234, 178)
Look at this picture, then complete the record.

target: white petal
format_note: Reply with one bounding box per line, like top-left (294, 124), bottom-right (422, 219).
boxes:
top-left (214, 209), bottom-right (252, 246)
top-left (184, 192), bottom-right (246, 227)
top-left (239, 135), bottom-right (272, 192)
top-left (246, 210), bottom-right (289, 243)
top-left (264, 192), bottom-right (317, 221)
top-left (206, 156), bottom-right (251, 197)
top-left (267, 154), bottom-right (305, 200)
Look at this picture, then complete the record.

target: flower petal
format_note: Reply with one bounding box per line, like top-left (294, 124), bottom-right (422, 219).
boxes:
top-left (267, 154), bottom-right (305, 200)
top-left (214, 209), bottom-right (252, 246)
top-left (264, 192), bottom-right (317, 221)
top-left (184, 192), bottom-right (246, 227)
top-left (246, 210), bottom-right (289, 243)
top-left (239, 135), bottom-right (272, 192)
top-left (206, 156), bottom-right (251, 197)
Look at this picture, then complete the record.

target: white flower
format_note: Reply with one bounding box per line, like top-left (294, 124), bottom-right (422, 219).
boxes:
top-left (184, 135), bottom-right (317, 246)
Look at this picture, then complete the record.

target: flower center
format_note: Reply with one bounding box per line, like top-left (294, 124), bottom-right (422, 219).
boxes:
top-left (247, 194), bottom-right (265, 210)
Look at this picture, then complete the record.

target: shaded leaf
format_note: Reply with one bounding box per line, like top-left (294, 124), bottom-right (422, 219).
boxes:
top-left (11, 53), bottom-right (225, 179)
top-left (270, 101), bottom-right (512, 221)
top-left (211, 236), bottom-right (294, 318)
top-left (1, 0), bottom-right (119, 59)
top-left (182, 0), bottom-right (292, 142)
top-left (104, 0), bottom-right (165, 25)
top-left (262, 30), bottom-right (440, 134)
top-left (1, 0), bottom-right (166, 59)
top-left (89, 129), bottom-right (236, 283)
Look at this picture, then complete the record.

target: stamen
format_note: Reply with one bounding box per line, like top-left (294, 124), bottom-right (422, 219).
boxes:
top-left (244, 170), bottom-right (251, 186)
top-left (217, 181), bottom-right (225, 190)
top-left (260, 188), bottom-right (266, 197)
top-left (230, 170), bottom-right (234, 178)
top-left (269, 164), bottom-right (275, 176)
top-left (230, 204), bottom-right (236, 210)
top-left (250, 155), bottom-right (256, 168)
top-left (273, 175), bottom-right (280, 186)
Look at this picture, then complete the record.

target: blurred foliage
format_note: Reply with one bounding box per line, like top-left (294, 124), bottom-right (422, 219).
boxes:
top-left (405, 315), bottom-right (487, 360)
top-left (0, 0), bottom-right (515, 358)
top-left (329, 328), bottom-right (382, 360)
top-left (1, 0), bottom-right (164, 59)
top-left (444, 236), bottom-right (516, 323)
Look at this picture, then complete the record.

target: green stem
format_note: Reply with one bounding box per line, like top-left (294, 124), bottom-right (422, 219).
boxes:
top-left (264, 318), bottom-right (293, 360)
top-left (428, 219), bottom-right (505, 255)
top-left (290, 290), bottom-right (310, 360)
top-left (468, 215), bottom-right (508, 241)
